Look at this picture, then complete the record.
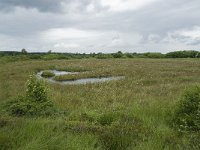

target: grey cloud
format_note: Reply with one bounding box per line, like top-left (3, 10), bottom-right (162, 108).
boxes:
top-left (0, 0), bottom-right (100, 13)
top-left (189, 39), bottom-right (200, 45)
top-left (0, 0), bottom-right (65, 12)
top-left (71, 0), bottom-right (200, 45)
top-left (0, 0), bottom-right (200, 52)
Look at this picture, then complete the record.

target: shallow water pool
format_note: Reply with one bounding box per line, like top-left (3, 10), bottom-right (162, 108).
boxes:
top-left (37, 70), bottom-right (124, 85)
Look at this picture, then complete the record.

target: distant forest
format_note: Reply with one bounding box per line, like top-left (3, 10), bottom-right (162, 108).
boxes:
top-left (0, 50), bottom-right (200, 61)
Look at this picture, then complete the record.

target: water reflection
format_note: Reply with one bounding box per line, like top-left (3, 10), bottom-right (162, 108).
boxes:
top-left (37, 70), bottom-right (124, 85)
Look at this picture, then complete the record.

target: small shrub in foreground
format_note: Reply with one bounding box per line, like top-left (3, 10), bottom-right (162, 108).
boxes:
top-left (6, 96), bottom-right (55, 116)
top-left (172, 86), bottom-right (200, 132)
top-left (4, 75), bottom-right (58, 117)
top-left (26, 75), bottom-right (49, 102)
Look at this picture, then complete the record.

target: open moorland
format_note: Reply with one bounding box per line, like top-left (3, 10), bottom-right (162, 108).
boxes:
top-left (1, 58), bottom-right (200, 149)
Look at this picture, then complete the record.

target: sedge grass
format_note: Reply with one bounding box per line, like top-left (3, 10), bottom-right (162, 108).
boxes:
top-left (1, 58), bottom-right (200, 149)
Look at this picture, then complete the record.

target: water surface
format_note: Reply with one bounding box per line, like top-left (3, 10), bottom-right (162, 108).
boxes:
top-left (37, 70), bottom-right (124, 85)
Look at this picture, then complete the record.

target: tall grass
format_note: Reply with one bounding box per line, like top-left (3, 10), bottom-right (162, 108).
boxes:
top-left (1, 58), bottom-right (200, 149)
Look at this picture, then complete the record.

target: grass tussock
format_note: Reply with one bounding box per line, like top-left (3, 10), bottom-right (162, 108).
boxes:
top-left (41, 71), bottom-right (55, 78)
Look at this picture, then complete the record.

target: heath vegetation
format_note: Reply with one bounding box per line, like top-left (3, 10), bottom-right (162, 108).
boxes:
top-left (0, 57), bottom-right (200, 149)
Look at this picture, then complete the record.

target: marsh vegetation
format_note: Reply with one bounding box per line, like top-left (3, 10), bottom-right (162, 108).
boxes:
top-left (0, 58), bottom-right (200, 149)
top-left (37, 69), bottom-right (124, 85)
top-left (41, 71), bottom-right (55, 78)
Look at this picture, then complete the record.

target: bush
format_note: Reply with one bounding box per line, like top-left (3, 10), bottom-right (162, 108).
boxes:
top-left (166, 50), bottom-right (199, 58)
top-left (26, 75), bottom-right (49, 102)
top-left (6, 96), bottom-right (54, 116)
top-left (112, 51), bottom-right (123, 58)
top-left (5, 75), bottom-right (56, 116)
top-left (172, 86), bottom-right (200, 132)
top-left (143, 52), bottom-right (165, 58)
top-left (95, 53), bottom-right (113, 59)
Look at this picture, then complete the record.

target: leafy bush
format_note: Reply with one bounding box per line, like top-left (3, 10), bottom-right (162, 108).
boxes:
top-left (172, 86), bottom-right (200, 132)
top-left (5, 75), bottom-right (56, 116)
top-left (112, 51), bottom-right (123, 58)
top-left (143, 52), bottom-right (165, 58)
top-left (166, 50), bottom-right (200, 58)
top-left (6, 96), bottom-right (54, 116)
top-left (26, 75), bottom-right (49, 102)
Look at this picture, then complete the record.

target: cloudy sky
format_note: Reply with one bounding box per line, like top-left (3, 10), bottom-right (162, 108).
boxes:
top-left (0, 0), bottom-right (200, 53)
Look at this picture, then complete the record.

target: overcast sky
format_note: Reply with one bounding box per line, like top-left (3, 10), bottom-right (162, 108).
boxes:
top-left (0, 0), bottom-right (200, 53)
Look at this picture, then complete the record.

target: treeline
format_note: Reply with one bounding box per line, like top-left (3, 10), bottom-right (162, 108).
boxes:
top-left (0, 50), bottom-right (200, 61)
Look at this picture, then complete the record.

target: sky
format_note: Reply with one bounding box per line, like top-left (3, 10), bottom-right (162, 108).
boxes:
top-left (0, 0), bottom-right (200, 53)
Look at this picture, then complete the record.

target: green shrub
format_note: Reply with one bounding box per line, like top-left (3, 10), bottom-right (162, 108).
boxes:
top-left (5, 75), bottom-right (56, 116)
top-left (41, 71), bottom-right (55, 78)
top-left (6, 96), bottom-right (55, 116)
top-left (26, 75), bottom-right (49, 102)
top-left (112, 51), bottom-right (123, 58)
top-left (143, 52), bottom-right (165, 58)
top-left (166, 50), bottom-right (199, 58)
top-left (173, 86), bottom-right (200, 132)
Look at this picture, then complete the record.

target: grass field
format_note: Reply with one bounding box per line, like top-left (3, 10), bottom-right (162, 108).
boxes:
top-left (1, 58), bottom-right (200, 149)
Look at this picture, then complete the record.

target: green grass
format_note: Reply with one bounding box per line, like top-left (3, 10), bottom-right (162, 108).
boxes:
top-left (41, 71), bottom-right (55, 78)
top-left (56, 67), bottom-right (89, 72)
top-left (53, 71), bottom-right (114, 81)
top-left (1, 58), bottom-right (200, 149)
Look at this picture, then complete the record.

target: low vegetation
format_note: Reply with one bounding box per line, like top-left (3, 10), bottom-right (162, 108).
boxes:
top-left (0, 50), bottom-right (200, 63)
top-left (3, 75), bottom-right (59, 117)
top-left (172, 86), bottom-right (200, 132)
top-left (53, 71), bottom-right (113, 81)
top-left (56, 67), bottom-right (89, 72)
top-left (1, 58), bottom-right (200, 149)
top-left (41, 71), bottom-right (55, 78)
top-left (171, 86), bottom-right (200, 149)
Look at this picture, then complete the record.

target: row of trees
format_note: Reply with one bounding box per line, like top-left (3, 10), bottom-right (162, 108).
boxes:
top-left (0, 49), bottom-right (200, 60)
